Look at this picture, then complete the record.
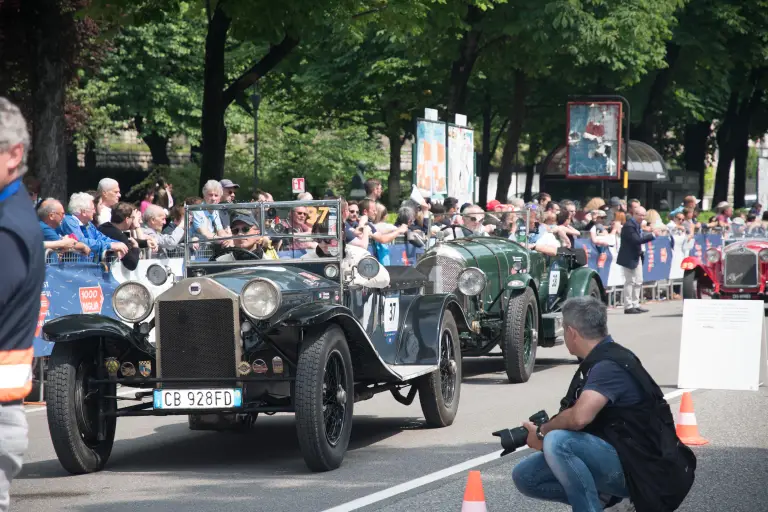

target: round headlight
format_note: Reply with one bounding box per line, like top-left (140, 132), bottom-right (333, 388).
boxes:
top-left (324, 264), bottom-right (339, 279)
top-left (356, 257), bottom-right (380, 279)
top-left (760, 249), bottom-right (768, 263)
top-left (706, 248), bottom-right (721, 263)
top-left (146, 264), bottom-right (169, 286)
top-left (241, 278), bottom-right (281, 320)
top-left (112, 282), bottom-right (153, 323)
top-left (458, 267), bottom-right (486, 296)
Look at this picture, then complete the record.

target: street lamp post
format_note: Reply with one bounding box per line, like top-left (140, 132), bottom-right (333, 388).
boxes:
top-left (251, 86), bottom-right (262, 193)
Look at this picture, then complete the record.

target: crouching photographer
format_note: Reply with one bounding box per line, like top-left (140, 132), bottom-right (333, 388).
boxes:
top-left (507, 297), bottom-right (696, 512)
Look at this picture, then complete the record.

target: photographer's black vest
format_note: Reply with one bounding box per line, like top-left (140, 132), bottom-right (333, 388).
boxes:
top-left (560, 341), bottom-right (696, 512)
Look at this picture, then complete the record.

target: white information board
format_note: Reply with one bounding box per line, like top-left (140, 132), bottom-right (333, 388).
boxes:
top-left (678, 299), bottom-right (767, 391)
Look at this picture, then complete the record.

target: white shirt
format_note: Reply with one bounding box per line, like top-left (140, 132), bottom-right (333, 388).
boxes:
top-left (97, 206), bottom-right (111, 226)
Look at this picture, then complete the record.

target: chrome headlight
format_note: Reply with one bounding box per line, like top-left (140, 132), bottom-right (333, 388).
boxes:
top-left (356, 256), bottom-right (380, 279)
top-left (324, 264), bottom-right (339, 279)
top-left (240, 278), bottom-right (281, 320)
top-left (112, 282), bottom-right (153, 323)
top-left (760, 249), bottom-right (768, 263)
top-left (457, 267), bottom-right (486, 296)
top-left (706, 248), bottom-right (720, 263)
top-left (146, 263), bottom-right (170, 286)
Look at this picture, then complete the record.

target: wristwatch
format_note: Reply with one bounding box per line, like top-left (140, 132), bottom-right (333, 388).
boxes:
top-left (536, 425), bottom-right (545, 441)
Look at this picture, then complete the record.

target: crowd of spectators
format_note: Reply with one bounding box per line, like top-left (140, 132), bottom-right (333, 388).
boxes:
top-left (26, 164), bottom-right (764, 271)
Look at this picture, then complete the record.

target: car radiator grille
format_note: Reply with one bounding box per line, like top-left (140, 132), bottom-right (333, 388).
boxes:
top-left (156, 299), bottom-right (237, 386)
top-left (417, 256), bottom-right (464, 294)
top-left (724, 252), bottom-right (758, 287)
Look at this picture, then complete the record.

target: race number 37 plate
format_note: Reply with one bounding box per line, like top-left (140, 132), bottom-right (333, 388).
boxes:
top-left (383, 294), bottom-right (400, 333)
top-left (153, 388), bottom-right (242, 410)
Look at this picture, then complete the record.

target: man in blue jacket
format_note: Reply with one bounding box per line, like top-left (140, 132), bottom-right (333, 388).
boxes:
top-left (617, 205), bottom-right (657, 314)
top-left (59, 191), bottom-right (128, 259)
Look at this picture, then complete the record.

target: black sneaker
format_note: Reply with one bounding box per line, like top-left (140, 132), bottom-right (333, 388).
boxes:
top-left (624, 308), bottom-right (641, 314)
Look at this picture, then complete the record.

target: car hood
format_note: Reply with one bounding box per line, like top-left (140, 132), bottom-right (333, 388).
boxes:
top-left (209, 265), bottom-right (337, 294)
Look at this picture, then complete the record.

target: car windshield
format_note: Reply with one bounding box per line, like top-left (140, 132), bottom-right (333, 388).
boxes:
top-left (183, 199), bottom-right (343, 270)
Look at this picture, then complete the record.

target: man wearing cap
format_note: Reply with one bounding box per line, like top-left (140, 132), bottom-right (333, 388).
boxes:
top-left (219, 179), bottom-right (239, 230)
top-left (213, 213), bottom-right (271, 260)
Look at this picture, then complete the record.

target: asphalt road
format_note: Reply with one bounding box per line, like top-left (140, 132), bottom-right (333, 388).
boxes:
top-left (13, 300), bottom-right (768, 511)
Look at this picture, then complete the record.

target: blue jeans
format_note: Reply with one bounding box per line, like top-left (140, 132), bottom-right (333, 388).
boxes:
top-left (512, 429), bottom-right (629, 512)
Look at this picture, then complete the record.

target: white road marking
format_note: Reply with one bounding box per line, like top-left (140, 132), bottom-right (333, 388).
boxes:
top-left (322, 388), bottom-right (697, 512)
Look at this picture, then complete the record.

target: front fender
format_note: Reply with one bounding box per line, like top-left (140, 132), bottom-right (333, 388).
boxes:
top-left (506, 273), bottom-right (538, 296)
top-left (42, 314), bottom-right (153, 356)
top-left (681, 255), bottom-right (702, 271)
top-left (396, 293), bottom-right (469, 366)
top-left (273, 303), bottom-right (402, 382)
top-left (567, 267), bottom-right (608, 303)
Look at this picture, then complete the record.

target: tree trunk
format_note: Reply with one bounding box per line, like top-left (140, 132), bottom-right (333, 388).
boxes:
top-left (446, 5), bottom-right (483, 117)
top-left (386, 128), bottom-right (402, 208)
top-left (633, 43), bottom-right (681, 144)
top-left (524, 138), bottom-right (540, 202)
top-left (84, 138), bottom-right (96, 170)
top-left (143, 132), bottom-right (170, 167)
top-left (27, 0), bottom-right (67, 201)
top-left (199, 4), bottom-right (231, 189)
top-left (496, 70), bottom-right (527, 202)
top-left (713, 91), bottom-right (739, 205)
top-left (733, 135), bottom-right (748, 209)
top-left (479, 96), bottom-right (492, 207)
top-left (683, 121), bottom-right (710, 200)
top-left (135, 115), bottom-right (170, 166)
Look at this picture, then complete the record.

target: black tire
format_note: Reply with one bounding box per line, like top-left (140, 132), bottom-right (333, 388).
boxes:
top-left (295, 324), bottom-right (354, 472)
top-left (46, 342), bottom-right (116, 474)
top-left (682, 270), bottom-right (700, 299)
top-left (418, 310), bottom-right (461, 427)
top-left (502, 288), bottom-right (539, 383)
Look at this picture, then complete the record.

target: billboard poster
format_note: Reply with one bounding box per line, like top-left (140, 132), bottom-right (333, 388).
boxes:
top-left (447, 125), bottom-right (475, 206)
top-left (566, 102), bottom-right (622, 180)
top-left (415, 119), bottom-right (447, 197)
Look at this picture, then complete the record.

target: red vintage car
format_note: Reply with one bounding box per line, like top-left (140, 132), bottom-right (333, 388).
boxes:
top-left (681, 238), bottom-right (768, 300)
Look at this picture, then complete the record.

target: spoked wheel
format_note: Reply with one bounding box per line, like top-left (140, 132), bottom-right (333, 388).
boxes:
top-left (46, 342), bottom-right (116, 474)
top-left (418, 310), bottom-right (461, 427)
top-left (502, 288), bottom-right (540, 383)
top-left (295, 325), bottom-right (354, 472)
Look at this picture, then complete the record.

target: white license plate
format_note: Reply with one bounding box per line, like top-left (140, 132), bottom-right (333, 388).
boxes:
top-left (153, 388), bottom-right (242, 410)
top-left (732, 294), bottom-right (752, 300)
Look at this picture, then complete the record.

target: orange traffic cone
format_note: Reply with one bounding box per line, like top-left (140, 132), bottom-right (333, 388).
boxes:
top-left (675, 392), bottom-right (709, 446)
top-left (461, 470), bottom-right (488, 511)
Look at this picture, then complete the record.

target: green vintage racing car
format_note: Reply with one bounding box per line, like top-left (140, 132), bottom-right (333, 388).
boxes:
top-left (415, 210), bottom-right (607, 383)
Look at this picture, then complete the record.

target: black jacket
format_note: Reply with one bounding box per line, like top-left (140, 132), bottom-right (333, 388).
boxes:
top-left (560, 341), bottom-right (696, 512)
top-left (617, 217), bottom-right (654, 269)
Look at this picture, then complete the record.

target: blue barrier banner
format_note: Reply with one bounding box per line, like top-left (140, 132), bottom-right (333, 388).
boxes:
top-left (692, 234), bottom-right (722, 264)
top-left (36, 262), bottom-right (121, 357)
top-left (574, 239), bottom-right (612, 285)
top-left (643, 237), bottom-right (673, 282)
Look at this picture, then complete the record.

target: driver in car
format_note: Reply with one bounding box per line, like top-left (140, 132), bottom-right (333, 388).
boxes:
top-left (302, 221), bottom-right (390, 289)
top-left (213, 212), bottom-right (272, 260)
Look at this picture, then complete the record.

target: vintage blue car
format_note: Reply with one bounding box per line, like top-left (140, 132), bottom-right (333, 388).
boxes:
top-left (42, 200), bottom-right (465, 473)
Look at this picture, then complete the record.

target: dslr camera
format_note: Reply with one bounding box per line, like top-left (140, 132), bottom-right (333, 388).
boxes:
top-left (492, 410), bottom-right (549, 456)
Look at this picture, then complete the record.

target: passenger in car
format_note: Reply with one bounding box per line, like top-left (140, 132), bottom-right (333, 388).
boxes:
top-left (213, 213), bottom-right (272, 260)
top-left (302, 221), bottom-right (390, 289)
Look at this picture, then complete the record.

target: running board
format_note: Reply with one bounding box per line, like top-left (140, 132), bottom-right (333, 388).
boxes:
top-left (386, 364), bottom-right (436, 381)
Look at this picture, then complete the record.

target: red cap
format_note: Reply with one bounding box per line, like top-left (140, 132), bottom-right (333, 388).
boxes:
top-left (486, 199), bottom-right (502, 211)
